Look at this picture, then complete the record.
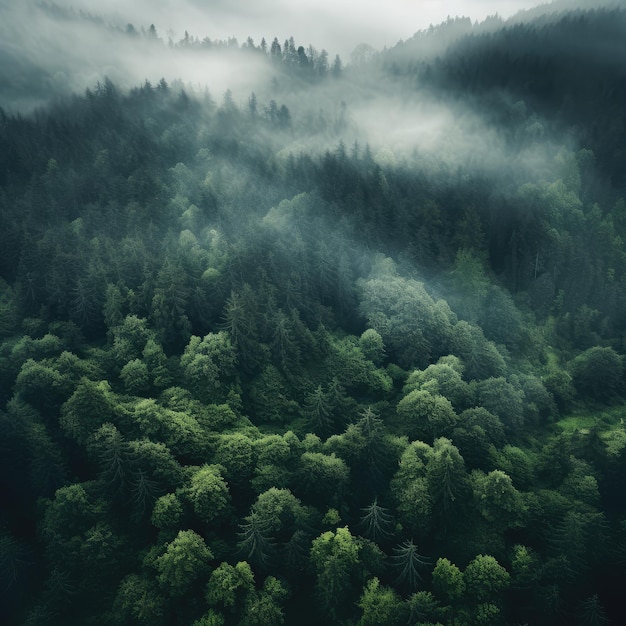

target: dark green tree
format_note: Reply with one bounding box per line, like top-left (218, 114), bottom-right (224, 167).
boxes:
top-left (237, 512), bottom-right (275, 569)
top-left (570, 346), bottom-right (623, 402)
top-left (358, 498), bottom-right (393, 543)
top-left (391, 540), bottom-right (430, 591)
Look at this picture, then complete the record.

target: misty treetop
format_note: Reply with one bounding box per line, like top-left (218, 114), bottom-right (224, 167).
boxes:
top-left (2, 2), bottom-right (626, 626)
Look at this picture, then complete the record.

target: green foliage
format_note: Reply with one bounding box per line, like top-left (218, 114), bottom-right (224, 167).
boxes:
top-left (238, 512), bottom-right (275, 568)
top-left (489, 444), bottom-right (534, 490)
top-left (359, 328), bottom-right (385, 364)
top-left (133, 398), bottom-right (205, 457)
top-left (303, 384), bottom-right (334, 436)
top-left (205, 561), bottom-right (254, 608)
top-left (447, 248), bottom-right (489, 323)
top-left (406, 590), bottom-right (445, 624)
top-left (114, 574), bottom-right (167, 626)
top-left (180, 332), bottom-right (237, 404)
top-left (250, 487), bottom-right (307, 539)
top-left (472, 469), bottom-right (523, 525)
top-left (127, 438), bottom-right (184, 487)
top-left (328, 336), bottom-right (393, 395)
top-left (249, 364), bottom-right (299, 424)
top-left (88, 423), bottom-right (130, 493)
top-left (404, 358), bottom-right (469, 409)
top-left (510, 544), bottom-right (540, 588)
top-left (427, 438), bottom-right (470, 523)
top-left (142, 338), bottom-right (172, 389)
top-left (120, 358), bottom-right (150, 394)
top-left (41, 483), bottom-right (102, 541)
top-left (359, 268), bottom-right (454, 368)
top-left (151, 492), bottom-right (184, 530)
top-left (4, 18), bottom-right (626, 624)
top-left (357, 577), bottom-right (403, 626)
top-left (472, 602), bottom-right (502, 625)
top-left (431, 557), bottom-right (465, 602)
top-left (397, 389), bottom-right (457, 442)
top-left (60, 378), bottom-right (116, 444)
top-left (111, 316), bottom-right (154, 365)
top-left (297, 452), bottom-right (350, 504)
top-left (213, 432), bottom-right (256, 486)
top-left (192, 610), bottom-right (225, 626)
top-left (463, 554), bottom-right (510, 602)
top-left (449, 321), bottom-right (506, 380)
top-left (391, 441), bottom-right (434, 535)
top-left (155, 529), bottom-right (213, 596)
top-left (185, 465), bottom-right (231, 523)
top-left (239, 575), bottom-right (288, 626)
top-left (310, 527), bottom-right (361, 619)
top-left (475, 377), bottom-right (525, 433)
top-left (579, 594), bottom-right (609, 626)
top-left (570, 346), bottom-right (623, 402)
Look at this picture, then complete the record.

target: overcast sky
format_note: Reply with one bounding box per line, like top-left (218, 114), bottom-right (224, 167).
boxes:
top-left (53, 0), bottom-right (549, 58)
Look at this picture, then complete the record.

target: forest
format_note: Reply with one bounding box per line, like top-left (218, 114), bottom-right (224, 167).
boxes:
top-left (2, 1), bottom-right (626, 625)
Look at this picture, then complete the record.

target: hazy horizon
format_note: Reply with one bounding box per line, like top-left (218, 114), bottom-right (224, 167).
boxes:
top-left (12, 0), bottom-right (551, 60)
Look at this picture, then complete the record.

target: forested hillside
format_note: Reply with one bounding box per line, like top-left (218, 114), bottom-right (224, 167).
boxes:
top-left (2, 3), bottom-right (626, 625)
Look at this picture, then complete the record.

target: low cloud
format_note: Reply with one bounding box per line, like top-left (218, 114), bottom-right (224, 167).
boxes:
top-left (0, 2), bottom-right (275, 112)
top-left (0, 0), bottom-right (580, 185)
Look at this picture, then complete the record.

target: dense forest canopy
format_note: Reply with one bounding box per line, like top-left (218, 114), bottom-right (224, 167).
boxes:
top-left (2, 1), bottom-right (626, 625)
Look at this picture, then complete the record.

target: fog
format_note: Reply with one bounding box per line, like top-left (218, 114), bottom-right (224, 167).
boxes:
top-left (0, 2), bottom-right (275, 112)
top-left (0, 0), bottom-right (550, 113)
top-left (34, 0), bottom-right (547, 58)
top-left (0, 0), bottom-right (610, 185)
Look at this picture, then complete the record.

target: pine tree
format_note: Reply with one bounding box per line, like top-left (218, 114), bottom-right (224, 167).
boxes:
top-left (358, 498), bottom-right (393, 543)
top-left (391, 540), bottom-right (429, 591)
top-left (238, 513), bottom-right (275, 569)
top-left (304, 385), bottom-right (333, 436)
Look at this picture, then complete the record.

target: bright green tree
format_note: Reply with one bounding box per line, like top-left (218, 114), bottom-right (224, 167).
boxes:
top-left (110, 315), bottom-right (153, 365)
top-left (185, 465), bottom-right (230, 524)
top-left (240, 576), bottom-right (288, 626)
top-left (310, 526), bottom-right (361, 620)
top-left (463, 554), bottom-right (510, 602)
top-left (151, 492), bottom-right (184, 530)
top-left (180, 332), bottom-right (237, 404)
top-left (205, 560), bottom-right (254, 609)
top-left (404, 358), bottom-right (469, 409)
top-left (155, 529), bottom-right (213, 596)
top-left (359, 328), bottom-right (385, 364)
top-left (120, 358), bottom-right (149, 395)
top-left (357, 577), bottom-right (404, 626)
top-left (431, 557), bottom-right (465, 602)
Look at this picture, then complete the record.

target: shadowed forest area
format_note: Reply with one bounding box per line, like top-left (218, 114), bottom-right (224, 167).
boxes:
top-left (2, 2), bottom-right (626, 625)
